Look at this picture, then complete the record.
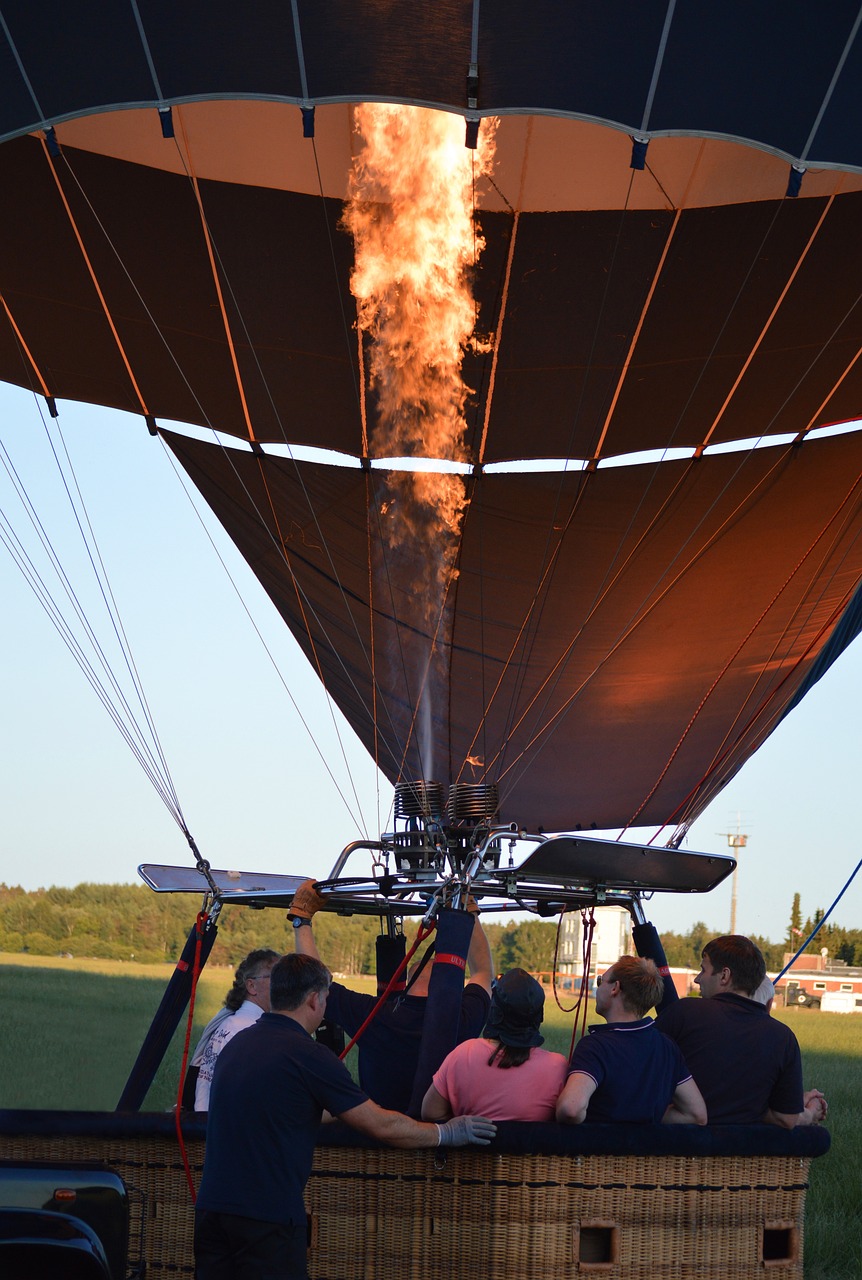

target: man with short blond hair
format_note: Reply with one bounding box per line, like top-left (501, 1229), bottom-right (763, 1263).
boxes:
top-left (556, 956), bottom-right (706, 1126)
top-left (607, 954), bottom-right (667, 1017)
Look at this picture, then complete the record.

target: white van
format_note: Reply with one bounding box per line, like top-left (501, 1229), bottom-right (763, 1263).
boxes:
top-left (819, 991), bottom-right (862, 1013)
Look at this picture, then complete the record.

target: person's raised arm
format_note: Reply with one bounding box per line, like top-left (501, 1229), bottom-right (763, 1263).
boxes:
top-left (339, 1099), bottom-right (495, 1148)
top-left (555, 1072), bottom-right (597, 1125)
top-left (465, 909), bottom-right (493, 995)
top-left (288, 878), bottom-right (326, 961)
top-left (662, 1077), bottom-right (707, 1125)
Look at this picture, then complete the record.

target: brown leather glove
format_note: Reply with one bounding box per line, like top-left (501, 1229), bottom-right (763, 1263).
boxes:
top-left (466, 894), bottom-right (480, 915)
top-left (290, 878), bottom-right (326, 920)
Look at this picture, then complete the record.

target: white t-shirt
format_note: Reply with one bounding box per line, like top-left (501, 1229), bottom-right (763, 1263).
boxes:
top-left (191, 1005), bottom-right (233, 1067)
top-left (194, 999), bottom-right (264, 1110)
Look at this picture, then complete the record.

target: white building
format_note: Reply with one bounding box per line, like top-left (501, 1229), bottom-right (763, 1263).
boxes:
top-left (557, 906), bottom-right (632, 977)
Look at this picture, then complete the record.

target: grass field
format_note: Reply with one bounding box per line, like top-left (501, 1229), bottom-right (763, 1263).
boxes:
top-left (0, 953), bottom-right (234, 1110)
top-left (1, 955), bottom-right (860, 1277)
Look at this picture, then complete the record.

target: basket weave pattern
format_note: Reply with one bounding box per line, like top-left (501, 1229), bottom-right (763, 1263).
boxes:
top-left (0, 1130), bottom-right (809, 1278)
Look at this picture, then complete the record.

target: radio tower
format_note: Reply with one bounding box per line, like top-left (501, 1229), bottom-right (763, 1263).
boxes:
top-left (719, 814), bottom-right (749, 934)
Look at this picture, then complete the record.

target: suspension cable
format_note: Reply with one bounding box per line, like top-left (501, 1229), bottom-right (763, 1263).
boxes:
top-left (164, 114), bottom-right (409, 794)
top-left (0, 400), bottom-right (187, 829)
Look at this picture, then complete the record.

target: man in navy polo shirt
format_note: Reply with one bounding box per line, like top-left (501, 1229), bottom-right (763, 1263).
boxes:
top-left (656, 935), bottom-right (828, 1127)
top-left (556, 956), bottom-right (706, 1125)
top-left (194, 953), bottom-right (496, 1280)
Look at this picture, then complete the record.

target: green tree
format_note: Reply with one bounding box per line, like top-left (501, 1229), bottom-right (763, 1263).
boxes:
top-left (801, 906), bottom-right (826, 940)
top-left (688, 921), bottom-right (710, 959)
top-left (657, 923), bottom-right (712, 971)
top-left (504, 920), bottom-right (558, 973)
top-left (481, 922), bottom-right (509, 973)
top-left (787, 892), bottom-right (802, 950)
top-left (750, 934), bottom-right (784, 971)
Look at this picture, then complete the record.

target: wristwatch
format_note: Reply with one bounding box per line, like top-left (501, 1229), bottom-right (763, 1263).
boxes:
top-left (291, 915), bottom-right (312, 929)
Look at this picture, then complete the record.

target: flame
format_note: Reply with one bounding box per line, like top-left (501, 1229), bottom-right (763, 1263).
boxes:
top-left (344, 104), bottom-right (497, 778)
top-left (345, 104), bottom-right (496, 470)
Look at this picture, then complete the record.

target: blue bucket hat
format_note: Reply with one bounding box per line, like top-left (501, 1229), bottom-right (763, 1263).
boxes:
top-left (484, 968), bottom-right (545, 1048)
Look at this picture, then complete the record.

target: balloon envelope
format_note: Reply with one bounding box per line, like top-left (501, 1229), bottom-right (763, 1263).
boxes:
top-left (2, 4), bottom-right (862, 832)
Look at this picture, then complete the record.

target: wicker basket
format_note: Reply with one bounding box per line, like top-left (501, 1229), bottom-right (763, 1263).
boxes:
top-left (0, 1115), bottom-right (819, 1280)
top-left (308, 1144), bottom-right (811, 1279)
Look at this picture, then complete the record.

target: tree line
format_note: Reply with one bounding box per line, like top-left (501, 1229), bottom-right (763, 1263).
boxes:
top-left (0, 883), bottom-right (565, 972)
top-left (656, 906), bottom-right (862, 971)
top-left (2, 882), bottom-right (860, 973)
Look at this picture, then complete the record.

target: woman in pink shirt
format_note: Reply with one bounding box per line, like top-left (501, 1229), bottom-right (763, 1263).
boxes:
top-left (421, 968), bottom-right (568, 1122)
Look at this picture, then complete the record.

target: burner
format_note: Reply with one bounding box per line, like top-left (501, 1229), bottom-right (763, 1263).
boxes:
top-left (447, 782), bottom-right (499, 824)
top-left (394, 780), bottom-right (445, 821)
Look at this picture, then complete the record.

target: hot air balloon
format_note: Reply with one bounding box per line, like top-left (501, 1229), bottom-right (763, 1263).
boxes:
top-left (0, 8), bottom-right (852, 1276)
top-left (2, 4), bottom-right (862, 844)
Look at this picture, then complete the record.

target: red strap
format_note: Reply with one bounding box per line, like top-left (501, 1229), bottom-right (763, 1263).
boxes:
top-left (378, 979), bottom-right (407, 993)
top-left (339, 921), bottom-right (436, 1061)
top-left (433, 952), bottom-right (466, 969)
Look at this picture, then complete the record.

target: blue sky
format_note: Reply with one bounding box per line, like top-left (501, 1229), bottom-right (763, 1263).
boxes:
top-left (2, 384), bottom-right (860, 947)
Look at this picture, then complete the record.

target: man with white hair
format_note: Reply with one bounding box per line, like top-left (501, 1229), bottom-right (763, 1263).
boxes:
top-left (192, 948), bottom-right (280, 1111)
top-left (751, 975), bottom-right (775, 1010)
